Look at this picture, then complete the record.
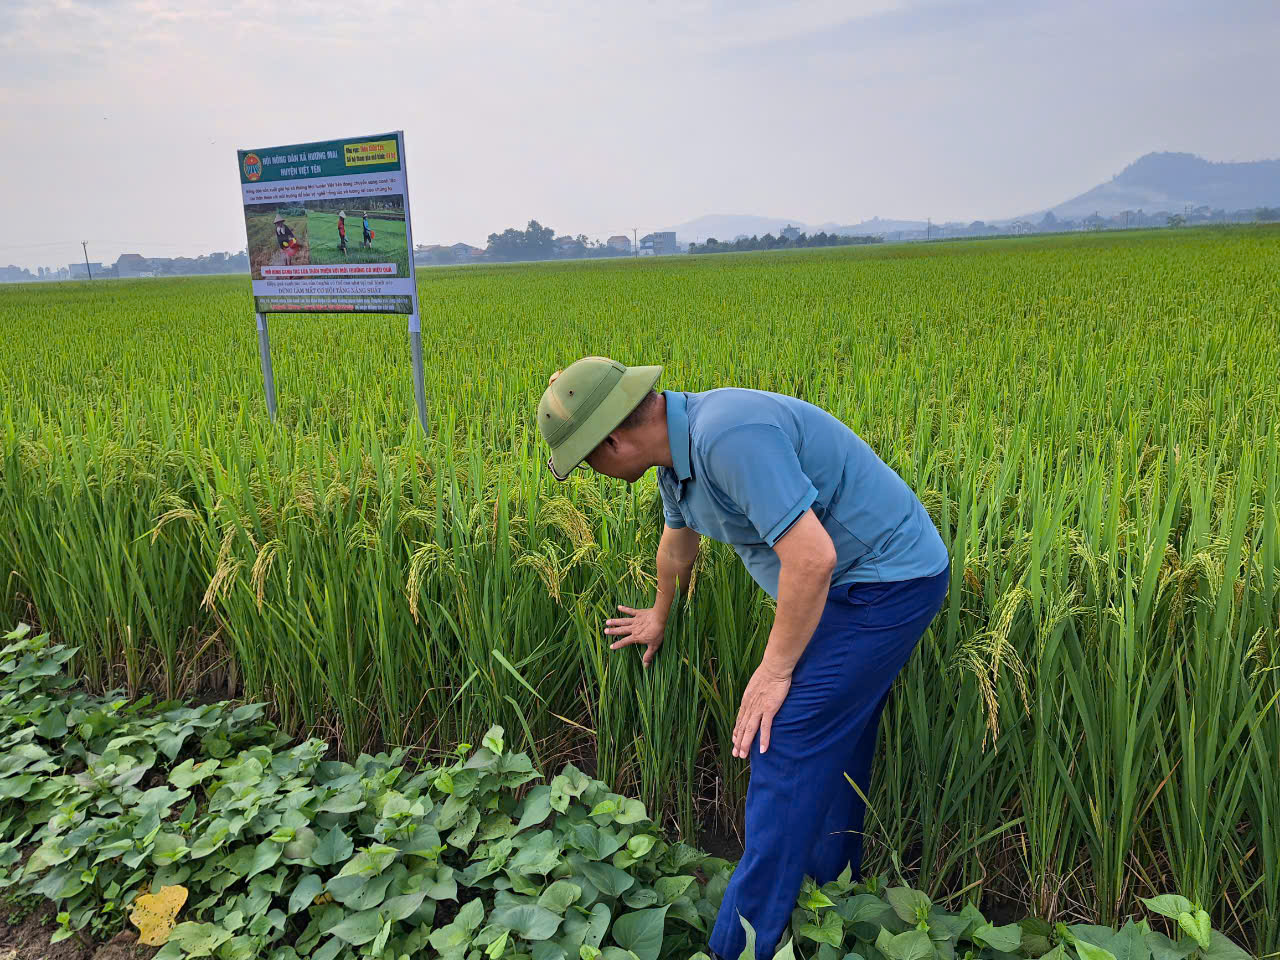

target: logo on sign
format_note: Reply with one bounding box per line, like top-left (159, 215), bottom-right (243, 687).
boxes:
top-left (243, 153), bottom-right (263, 181)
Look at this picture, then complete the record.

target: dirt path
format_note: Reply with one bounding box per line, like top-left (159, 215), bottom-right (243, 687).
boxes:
top-left (0, 904), bottom-right (153, 960)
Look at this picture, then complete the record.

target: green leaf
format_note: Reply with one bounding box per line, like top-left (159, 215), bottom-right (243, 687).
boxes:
top-left (798, 910), bottom-right (844, 947)
top-left (168, 759), bottom-right (220, 790)
top-left (737, 915), bottom-right (759, 960)
top-left (654, 876), bottom-right (694, 905)
top-left (328, 907), bottom-right (386, 945)
top-left (309, 825), bottom-right (354, 868)
top-left (510, 830), bottom-right (563, 875)
top-left (887, 887), bottom-right (932, 924)
top-left (283, 825), bottom-right (318, 862)
top-left (1073, 939), bottom-right (1119, 960)
top-left (490, 903), bottom-right (564, 941)
top-left (614, 798), bottom-right (648, 824)
top-left (448, 805), bottom-right (482, 848)
top-left (317, 788), bottom-right (365, 814)
top-left (457, 897), bottom-right (485, 931)
top-left (247, 838), bottom-right (282, 878)
top-left (482, 725), bottom-right (505, 755)
top-left (581, 860), bottom-right (635, 897)
top-left (325, 870), bottom-right (393, 910)
top-left (1177, 910), bottom-right (1211, 950)
top-left (334, 844), bottom-right (397, 878)
top-left (219, 936), bottom-right (257, 960)
top-left (384, 891), bottom-right (429, 922)
top-left (167, 921), bottom-right (233, 958)
top-left (611, 906), bottom-right (669, 960)
top-left (423, 865), bottom-right (459, 900)
top-left (189, 818), bottom-right (232, 859)
top-left (1108, 920), bottom-right (1153, 960)
top-left (1202, 931), bottom-right (1253, 960)
top-left (1018, 917), bottom-right (1053, 957)
top-left (1143, 930), bottom-right (1196, 960)
top-left (517, 785), bottom-right (554, 833)
top-left (1141, 896), bottom-right (1194, 920)
top-left (973, 922), bottom-right (1023, 953)
top-left (539, 880), bottom-right (584, 914)
top-left (626, 835), bottom-right (656, 859)
top-left (799, 887), bottom-right (836, 911)
top-left (622, 886), bottom-right (660, 909)
top-left (875, 928), bottom-right (936, 960)
top-left (287, 874), bottom-right (322, 916)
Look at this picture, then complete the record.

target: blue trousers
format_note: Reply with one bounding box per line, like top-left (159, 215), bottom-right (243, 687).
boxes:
top-left (709, 567), bottom-right (949, 960)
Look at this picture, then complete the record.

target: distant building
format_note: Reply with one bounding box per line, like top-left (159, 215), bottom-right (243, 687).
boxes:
top-left (607, 235), bottom-right (631, 253)
top-left (639, 231), bottom-right (678, 256)
top-left (116, 254), bottom-right (151, 279)
top-left (69, 262), bottom-right (103, 279)
top-left (781, 224), bottom-right (802, 241)
top-left (450, 243), bottom-right (484, 262)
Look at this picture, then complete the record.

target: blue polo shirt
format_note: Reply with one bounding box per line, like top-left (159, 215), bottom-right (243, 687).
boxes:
top-left (656, 389), bottom-right (948, 598)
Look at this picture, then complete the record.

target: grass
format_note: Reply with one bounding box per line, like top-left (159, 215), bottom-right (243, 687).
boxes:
top-left (305, 211), bottom-right (410, 275)
top-left (1, 225), bottom-right (1278, 947)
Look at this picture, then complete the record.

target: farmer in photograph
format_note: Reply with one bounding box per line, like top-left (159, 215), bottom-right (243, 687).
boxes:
top-left (537, 357), bottom-right (950, 960)
top-left (337, 210), bottom-right (348, 256)
top-left (274, 214), bottom-right (299, 264)
top-left (362, 211), bottom-right (373, 249)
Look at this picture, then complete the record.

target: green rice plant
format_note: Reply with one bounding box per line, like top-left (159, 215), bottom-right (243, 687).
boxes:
top-left (1, 225), bottom-right (1278, 946)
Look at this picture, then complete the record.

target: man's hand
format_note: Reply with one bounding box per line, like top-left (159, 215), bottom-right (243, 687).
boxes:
top-left (732, 662), bottom-right (793, 757)
top-left (605, 605), bottom-right (667, 667)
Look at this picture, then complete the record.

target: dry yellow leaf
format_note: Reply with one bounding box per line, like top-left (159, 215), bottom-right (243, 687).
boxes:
top-left (130, 883), bottom-right (188, 945)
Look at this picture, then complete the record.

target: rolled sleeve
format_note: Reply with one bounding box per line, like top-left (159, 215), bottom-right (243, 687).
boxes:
top-left (657, 475), bottom-right (687, 529)
top-left (704, 424), bottom-right (818, 546)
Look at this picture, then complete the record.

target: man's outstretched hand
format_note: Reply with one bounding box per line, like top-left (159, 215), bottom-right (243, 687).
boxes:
top-left (732, 663), bottom-right (793, 758)
top-left (604, 605), bottom-right (666, 667)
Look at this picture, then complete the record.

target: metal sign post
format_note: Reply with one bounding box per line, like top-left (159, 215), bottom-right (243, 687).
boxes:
top-left (398, 138), bottom-right (427, 437)
top-left (256, 313), bottom-right (278, 421)
top-left (409, 314), bottom-right (427, 435)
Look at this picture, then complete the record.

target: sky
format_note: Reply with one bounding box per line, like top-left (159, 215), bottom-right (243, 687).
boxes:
top-left (2, 0), bottom-right (1278, 271)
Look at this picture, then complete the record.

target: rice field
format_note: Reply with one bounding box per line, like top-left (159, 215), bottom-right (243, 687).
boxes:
top-left (2, 226), bottom-right (1278, 947)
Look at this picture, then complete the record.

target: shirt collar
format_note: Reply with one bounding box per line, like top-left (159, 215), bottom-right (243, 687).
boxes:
top-left (663, 390), bottom-right (693, 483)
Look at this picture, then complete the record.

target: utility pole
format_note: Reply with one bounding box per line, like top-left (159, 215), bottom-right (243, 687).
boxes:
top-left (81, 241), bottom-right (93, 280)
top-left (632, 228), bottom-right (638, 257)
top-left (926, 218), bottom-right (931, 240)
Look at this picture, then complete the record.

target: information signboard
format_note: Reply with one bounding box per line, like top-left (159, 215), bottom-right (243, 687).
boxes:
top-left (236, 131), bottom-right (427, 431)
top-left (236, 132), bottom-right (417, 314)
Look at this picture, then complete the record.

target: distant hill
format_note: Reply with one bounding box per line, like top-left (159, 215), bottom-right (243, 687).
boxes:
top-left (1044, 152), bottom-right (1280, 219)
top-left (664, 153), bottom-right (1280, 245)
top-left (824, 217), bottom-right (929, 235)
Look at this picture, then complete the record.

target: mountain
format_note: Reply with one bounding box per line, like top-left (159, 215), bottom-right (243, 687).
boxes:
top-left (1045, 152), bottom-right (1280, 219)
top-left (662, 214), bottom-right (809, 243)
top-left (825, 217), bottom-right (930, 235)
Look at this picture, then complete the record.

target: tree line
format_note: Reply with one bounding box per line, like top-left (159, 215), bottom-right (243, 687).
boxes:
top-left (688, 231), bottom-right (881, 254)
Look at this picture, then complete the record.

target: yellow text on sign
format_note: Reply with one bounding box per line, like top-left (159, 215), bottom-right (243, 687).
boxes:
top-left (344, 140), bottom-right (399, 166)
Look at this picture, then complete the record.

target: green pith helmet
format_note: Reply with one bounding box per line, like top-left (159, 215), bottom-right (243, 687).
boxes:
top-left (538, 357), bottom-right (662, 480)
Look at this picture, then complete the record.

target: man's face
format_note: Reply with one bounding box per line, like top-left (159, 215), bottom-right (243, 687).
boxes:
top-left (584, 433), bottom-right (649, 484)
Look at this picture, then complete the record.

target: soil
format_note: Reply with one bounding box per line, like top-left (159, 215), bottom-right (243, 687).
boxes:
top-left (0, 904), bottom-right (154, 960)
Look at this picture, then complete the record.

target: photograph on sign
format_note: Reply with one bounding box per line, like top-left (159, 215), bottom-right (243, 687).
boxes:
top-left (244, 197), bottom-right (410, 280)
top-left (237, 133), bottom-right (417, 314)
